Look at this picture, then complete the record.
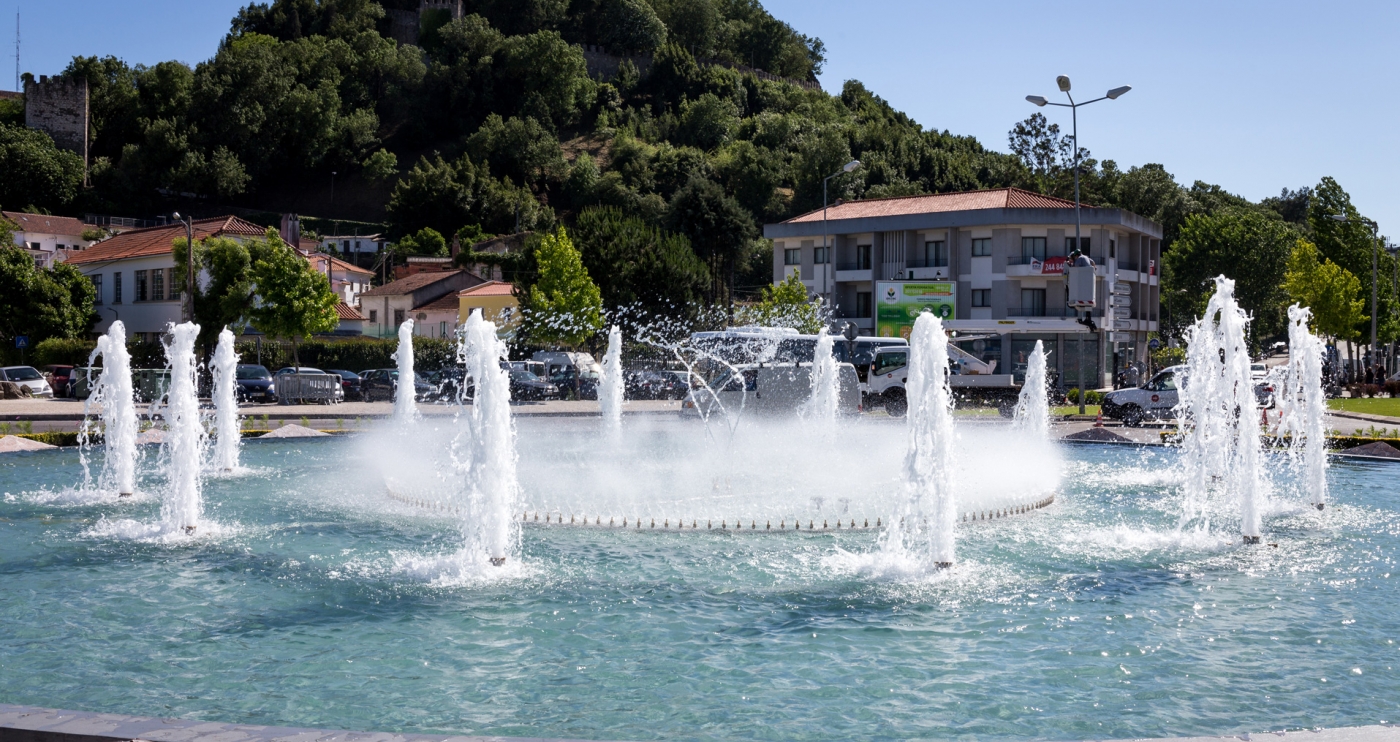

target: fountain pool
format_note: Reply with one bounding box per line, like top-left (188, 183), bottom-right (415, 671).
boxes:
top-left (2, 417), bottom-right (1398, 741)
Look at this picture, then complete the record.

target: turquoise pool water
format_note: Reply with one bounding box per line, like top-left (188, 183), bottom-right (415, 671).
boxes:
top-left (1, 427), bottom-right (1397, 741)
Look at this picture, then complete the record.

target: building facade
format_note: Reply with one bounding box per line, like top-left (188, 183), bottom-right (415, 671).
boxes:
top-left (359, 269), bottom-right (484, 339)
top-left (3, 211), bottom-right (93, 268)
top-left (763, 188), bottom-right (1162, 389)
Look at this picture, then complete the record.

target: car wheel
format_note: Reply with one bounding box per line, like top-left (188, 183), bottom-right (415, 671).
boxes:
top-left (1122, 405), bottom-right (1144, 427)
top-left (884, 389), bottom-right (908, 418)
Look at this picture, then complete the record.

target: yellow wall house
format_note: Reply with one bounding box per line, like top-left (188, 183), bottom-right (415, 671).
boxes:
top-left (457, 281), bottom-right (519, 332)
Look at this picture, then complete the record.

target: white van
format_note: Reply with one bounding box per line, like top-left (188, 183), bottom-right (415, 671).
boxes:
top-left (680, 362), bottom-right (861, 418)
top-left (1101, 365), bottom-right (1184, 425)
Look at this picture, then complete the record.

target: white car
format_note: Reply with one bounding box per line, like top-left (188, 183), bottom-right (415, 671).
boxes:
top-left (0, 365), bottom-right (54, 397)
top-left (1250, 363), bottom-right (1268, 383)
top-left (1101, 365), bottom-right (1183, 426)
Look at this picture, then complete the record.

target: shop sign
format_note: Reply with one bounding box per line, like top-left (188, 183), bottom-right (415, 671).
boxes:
top-left (876, 281), bottom-right (956, 339)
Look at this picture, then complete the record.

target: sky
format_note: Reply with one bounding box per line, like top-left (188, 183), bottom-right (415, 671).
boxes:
top-left (5, 0), bottom-right (1398, 237)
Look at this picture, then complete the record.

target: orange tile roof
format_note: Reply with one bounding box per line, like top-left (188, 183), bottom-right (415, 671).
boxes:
top-left (2, 210), bottom-right (87, 237)
top-left (361, 269), bottom-right (467, 297)
top-left (459, 281), bottom-right (516, 297)
top-left (66, 216), bottom-right (268, 265)
top-left (415, 293), bottom-right (464, 312)
top-left (335, 302), bottom-right (366, 320)
top-left (306, 252), bottom-right (375, 276)
top-left (782, 188), bottom-right (1081, 224)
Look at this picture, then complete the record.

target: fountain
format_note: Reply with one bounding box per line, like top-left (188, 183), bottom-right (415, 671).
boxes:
top-left (393, 319), bottom-right (418, 421)
top-left (880, 312), bottom-right (958, 569)
top-left (161, 322), bottom-right (205, 535)
top-left (599, 325), bottom-right (624, 432)
top-left (1011, 339), bottom-right (1050, 441)
top-left (210, 328), bottom-right (241, 472)
top-left (82, 320), bottom-right (138, 497)
top-left (1176, 276), bottom-right (1266, 543)
top-left (803, 327), bottom-right (840, 426)
top-left (1276, 304), bottom-right (1329, 508)
top-left (457, 309), bottom-right (520, 567)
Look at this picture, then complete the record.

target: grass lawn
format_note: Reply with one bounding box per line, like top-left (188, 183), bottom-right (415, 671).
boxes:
top-left (1328, 397), bottom-right (1400, 418)
top-left (1052, 405), bottom-right (1102, 416)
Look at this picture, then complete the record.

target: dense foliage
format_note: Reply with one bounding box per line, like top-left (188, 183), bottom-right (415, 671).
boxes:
top-left (0, 221), bottom-right (97, 363)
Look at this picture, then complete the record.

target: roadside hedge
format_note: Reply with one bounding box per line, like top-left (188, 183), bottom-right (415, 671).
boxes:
top-left (31, 335), bottom-right (460, 375)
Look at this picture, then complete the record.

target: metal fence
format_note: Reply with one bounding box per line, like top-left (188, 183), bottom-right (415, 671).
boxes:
top-left (276, 373), bottom-right (341, 405)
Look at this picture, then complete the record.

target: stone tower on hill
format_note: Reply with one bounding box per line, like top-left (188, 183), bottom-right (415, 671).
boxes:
top-left (23, 74), bottom-right (89, 177)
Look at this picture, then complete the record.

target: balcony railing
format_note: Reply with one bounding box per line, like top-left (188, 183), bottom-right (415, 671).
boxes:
top-left (1006, 306), bottom-right (1074, 318)
top-left (906, 258), bottom-right (949, 269)
top-left (835, 262), bottom-right (872, 272)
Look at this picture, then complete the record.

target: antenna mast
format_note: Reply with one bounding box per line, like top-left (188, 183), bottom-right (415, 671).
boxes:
top-left (14, 10), bottom-right (18, 92)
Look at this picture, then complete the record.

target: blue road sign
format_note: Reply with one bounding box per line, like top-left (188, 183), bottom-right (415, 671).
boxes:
top-left (14, 336), bottom-right (28, 349)
top-left (1148, 338), bottom-right (1161, 350)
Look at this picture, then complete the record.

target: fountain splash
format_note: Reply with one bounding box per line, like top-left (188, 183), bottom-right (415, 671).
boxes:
top-left (880, 312), bottom-right (957, 569)
top-left (161, 322), bottom-right (205, 535)
top-left (1011, 340), bottom-right (1050, 441)
top-left (458, 309), bottom-right (520, 567)
top-left (1276, 304), bottom-right (1328, 508)
top-left (210, 328), bottom-right (241, 472)
top-left (599, 325), bottom-right (624, 433)
top-left (1176, 276), bottom-right (1266, 543)
top-left (803, 327), bottom-right (840, 427)
top-left (82, 321), bottom-right (139, 497)
top-left (393, 319), bottom-right (418, 422)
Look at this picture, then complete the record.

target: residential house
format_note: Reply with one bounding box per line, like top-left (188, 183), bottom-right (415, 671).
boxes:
top-left (333, 302), bottom-right (366, 335)
top-left (320, 233), bottom-right (389, 272)
top-left (394, 255), bottom-right (456, 280)
top-left (4, 211), bottom-right (94, 267)
top-left (358, 269), bottom-right (484, 338)
top-left (763, 187), bottom-right (1162, 388)
top-left (66, 216), bottom-right (268, 340)
top-left (458, 232), bottom-right (531, 282)
top-left (306, 252), bottom-right (376, 306)
top-left (412, 293), bottom-right (462, 340)
top-left (457, 281), bottom-right (520, 331)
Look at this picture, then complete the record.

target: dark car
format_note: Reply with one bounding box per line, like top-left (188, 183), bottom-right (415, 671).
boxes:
top-left (361, 368), bottom-right (432, 402)
top-left (625, 369), bottom-right (689, 400)
top-left (325, 369), bottom-right (363, 401)
top-left (235, 364), bottom-right (275, 402)
top-left (43, 365), bottom-right (75, 398)
top-left (549, 366), bottom-right (599, 400)
top-left (509, 368), bottom-right (559, 401)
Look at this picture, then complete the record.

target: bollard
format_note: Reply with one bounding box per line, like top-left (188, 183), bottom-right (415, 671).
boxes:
top-left (823, 520), bottom-right (828, 529)
top-left (751, 521), bottom-right (756, 529)
top-left (665, 519), bottom-right (669, 528)
top-left (708, 520), bottom-right (712, 529)
top-left (864, 519), bottom-right (869, 528)
top-left (876, 518), bottom-right (881, 527)
top-left (610, 517), bottom-right (615, 526)
top-left (767, 521), bottom-right (771, 530)
top-left (722, 520), bottom-right (727, 529)
top-left (651, 519), bottom-right (655, 528)
top-left (534, 512), bottom-right (539, 521)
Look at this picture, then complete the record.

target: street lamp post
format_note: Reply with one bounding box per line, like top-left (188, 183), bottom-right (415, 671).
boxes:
top-left (1388, 243), bottom-right (1399, 375)
top-left (1329, 214), bottom-right (1381, 374)
top-left (1027, 77), bottom-right (1130, 413)
top-left (822, 160), bottom-right (861, 303)
top-left (173, 212), bottom-right (194, 324)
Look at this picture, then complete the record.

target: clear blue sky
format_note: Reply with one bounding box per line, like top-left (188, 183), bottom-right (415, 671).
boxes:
top-left (6, 1), bottom-right (1398, 237)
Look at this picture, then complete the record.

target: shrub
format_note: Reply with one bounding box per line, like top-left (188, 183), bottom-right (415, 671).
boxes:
top-left (33, 337), bottom-right (97, 366)
top-left (1065, 388), bottom-right (1104, 406)
top-left (1385, 380), bottom-right (1400, 397)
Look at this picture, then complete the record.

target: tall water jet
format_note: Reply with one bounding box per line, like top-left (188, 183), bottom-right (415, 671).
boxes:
top-left (1011, 340), bottom-right (1050, 441)
top-left (458, 309), bottom-right (520, 567)
top-left (1177, 276), bottom-right (1265, 543)
top-left (393, 319), bottom-right (418, 421)
top-left (161, 322), bottom-right (205, 535)
top-left (881, 312), bottom-right (957, 569)
top-left (210, 328), bottom-right (241, 472)
top-left (83, 321), bottom-right (138, 497)
top-left (599, 325), bottom-right (624, 432)
top-left (1276, 304), bottom-right (1328, 508)
top-left (804, 327), bottom-right (840, 427)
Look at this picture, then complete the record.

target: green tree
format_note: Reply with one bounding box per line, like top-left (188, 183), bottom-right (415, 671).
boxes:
top-left (597, 0), bottom-right (667, 55)
top-left (525, 227), bottom-right (603, 348)
top-left (1162, 207), bottom-right (1298, 345)
top-left (665, 176), bottom-right (755, 310)
top-left (742, 272), bottom-right (821, 333)
top-left (1284, 240), bottom-right (1365, 342)
top-left (572, 205), bottom-right (710, 316)
top-left (392, 227), bottom-right (448, 258)
top-left (173, 235), bottom-right (258, 351)
top-left (0, 222), bottom-right (96, 358)
top-left (248, 232), bottom-right (340, 366)
top-left (0, 124), bottom-right (85, 211)
top-left (361, 148), bottom-right (398, 181)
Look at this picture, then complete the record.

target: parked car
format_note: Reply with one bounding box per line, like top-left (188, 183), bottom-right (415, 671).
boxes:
top-left (42, 365), bottom-right (75, 398)
top-left (360, 368), bottom-right (432, 402)
top-left (424, 366), bottom-right (559, 402)
top-left (509, 368), bottom-right (559, 401)
top-left (548, 365), bottom-right (600, 400)
top-left (235, 364), bottom-right (275, 402)
top-left (1250, 363), bottom-right (1268, 383)
top-left (1102, 364), bottom-right (1273, 426)
top-left (325, 369), bottom-right (363, 401)
top-left (625, 369), bottom-right (689, 400)
top-left (0, 366), bottom-right (54, 397)
top-left (273, 366), bottom-right (344, 402)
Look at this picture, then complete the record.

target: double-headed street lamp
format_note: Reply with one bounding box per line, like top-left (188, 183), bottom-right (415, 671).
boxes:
top-left (822, 160), bottom-right (861, 300)
top-left (1026, 76), bottom-right (1130, 413)
top-left (1328, 214), bottom-right (1381, 371)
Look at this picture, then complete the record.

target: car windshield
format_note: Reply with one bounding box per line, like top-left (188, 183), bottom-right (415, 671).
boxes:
top-left (511, 369), bottom-right (541, 382)
top-left (1251, 364), bottom-right (1266, 373)
top-left (237, 365), bottom-right (271, 380)
top-left (279, 367), bottom-right (323, 375)
top-left (5, 367), bottom-right (42, 381)
top-left (331, 370), bottom-right (358, 379)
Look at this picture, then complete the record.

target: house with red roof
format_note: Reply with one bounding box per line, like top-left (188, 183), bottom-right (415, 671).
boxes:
top-left (358, 269), bottom-right (485, 339)
top-left (3, 210), bottom-right (96, 268)
top-left (763, 187), bottom-right (1163, 388)
top-left (66, 216), bottom-right (268, 340)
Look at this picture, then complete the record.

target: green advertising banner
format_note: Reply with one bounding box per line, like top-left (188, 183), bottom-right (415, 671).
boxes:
top-left (875, 281), bottom-right (956, 339)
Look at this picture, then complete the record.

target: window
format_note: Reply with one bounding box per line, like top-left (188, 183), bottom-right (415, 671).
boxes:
top-left (152, 268), bottom-right (165, 301)
top-left (784, 248), bottom-right (801, 265)
top-left (167, 269), bottom-right (181, 301)
top-left (135, 270), bottom-right (148, 302)
top-left (922, 240), bottom-right (948, 267)
top-left (1020, 288), bottom-right (1046, 316)
top-left (440, 321), bottom-right (448, 337)
top-left (343, 240), bottom-right (351, 252)
top-left (855, 291), bottom-right (872, 318)
top-left (873, 351), bottom-right (908, 376)
top-left (394, 309), bottom-right (405, 326)
top-left (113, 272), bottom-right (122, 304)
top-left (971, 289), bottom-right (990, 307)
top-left (92, 274), bottom-right (103, 305)
top-left (1065, 236), bottom-right (1090, 253)
top-left (813, 246), bottom-right (829, 264)
top-left (368, 309), bottom-right (378, 323)
top-left (1021, 237), bottom-right (1047, 261)
top-left (972, 238), bottom-right (992, 257)
top-left (856, 244), bottom-right (872, 270)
